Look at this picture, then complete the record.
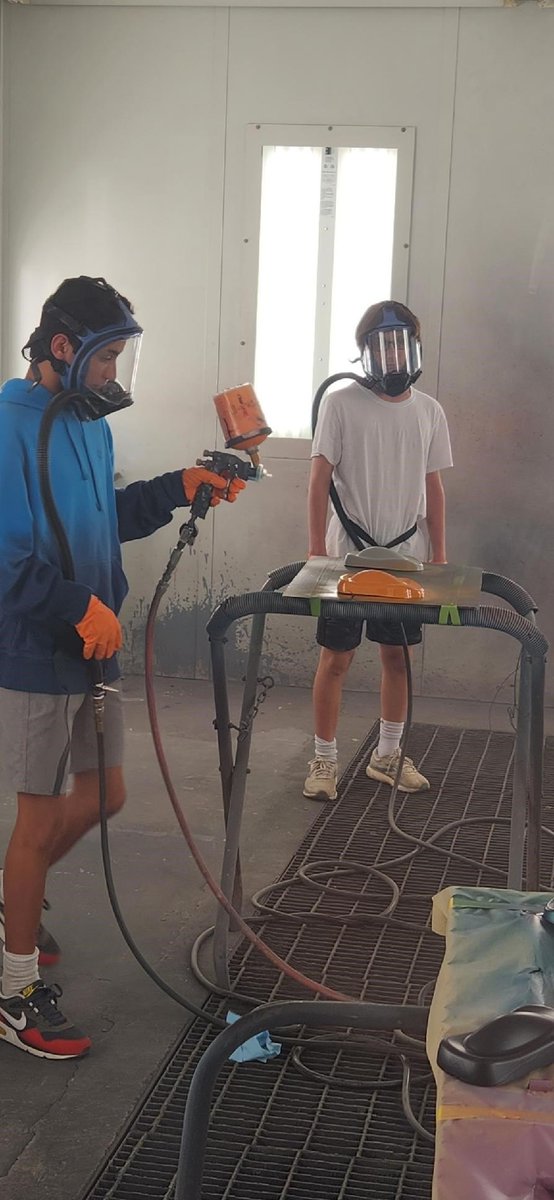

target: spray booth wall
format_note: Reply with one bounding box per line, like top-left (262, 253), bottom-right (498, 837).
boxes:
top-left (2, 2), bottom-right (554, 703)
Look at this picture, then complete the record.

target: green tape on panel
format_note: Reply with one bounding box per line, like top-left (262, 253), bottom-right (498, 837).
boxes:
top-left (438, 605), bottom-right (461, 626)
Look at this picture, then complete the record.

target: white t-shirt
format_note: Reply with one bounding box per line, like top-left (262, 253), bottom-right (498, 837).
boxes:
top-left (311, 381), bottom-right (453, 559)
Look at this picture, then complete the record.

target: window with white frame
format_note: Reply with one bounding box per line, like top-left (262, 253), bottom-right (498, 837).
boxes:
top-left (248, 127), bottom-right (414, 441)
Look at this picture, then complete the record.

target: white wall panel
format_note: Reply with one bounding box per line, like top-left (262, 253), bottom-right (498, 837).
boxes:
top-left (433, 4), bottom-right (554, 701)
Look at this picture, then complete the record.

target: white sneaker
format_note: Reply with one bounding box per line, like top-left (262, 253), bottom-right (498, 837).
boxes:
top-left (303, 757), bottom-right (338, 801)
top-left (366, 747), bottom-right (430, 794)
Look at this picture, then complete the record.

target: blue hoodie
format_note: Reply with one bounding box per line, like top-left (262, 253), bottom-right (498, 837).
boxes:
top-left (0, 378), bottom-right (188, 694)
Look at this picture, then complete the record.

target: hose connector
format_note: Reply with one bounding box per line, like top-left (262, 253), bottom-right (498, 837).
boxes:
top-left (89, 662), bottom-right (106, 733)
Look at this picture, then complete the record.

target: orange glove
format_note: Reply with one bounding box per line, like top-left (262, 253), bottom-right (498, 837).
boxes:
top-left (75, 595), bottom-right (123, 660)
top-left (224, 477), bottom-right (247, 503)
top-left (181, 468), bottom-right (246, 506)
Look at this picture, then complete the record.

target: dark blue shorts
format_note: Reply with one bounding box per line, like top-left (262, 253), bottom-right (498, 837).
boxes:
top-left (316, 616), bottom-right (423, 652)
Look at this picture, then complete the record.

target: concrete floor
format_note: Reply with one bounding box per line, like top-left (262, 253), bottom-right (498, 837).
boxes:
top-left (0, 675), bottom-right (552, 1200)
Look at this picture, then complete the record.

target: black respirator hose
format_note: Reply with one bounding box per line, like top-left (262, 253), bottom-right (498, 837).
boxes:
top-left (311, 372), bottom-right (371, 436)
top-left (38, 391), bottom-right (87, 584)
top-left (38, 390), bottom-right (104, 676)
top-left (311, 372), bottom-right (374, 551)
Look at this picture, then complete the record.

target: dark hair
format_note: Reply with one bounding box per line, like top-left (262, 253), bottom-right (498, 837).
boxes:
top-left (23, 275), bottom-right (134, 364)
top-left (355, 300), bottom-right (420, 352)
top-left (41, 275), bottom-right (133, 337)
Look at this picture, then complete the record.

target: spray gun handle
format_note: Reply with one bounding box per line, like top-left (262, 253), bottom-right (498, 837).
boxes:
top-left (190, 481), bottom-right (214, 521)
top-left (176, 482), bottom-right (214, 552)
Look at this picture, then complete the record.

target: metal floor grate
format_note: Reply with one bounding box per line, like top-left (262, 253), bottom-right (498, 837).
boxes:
top-left (82, 724), bottom-right (554, 1200)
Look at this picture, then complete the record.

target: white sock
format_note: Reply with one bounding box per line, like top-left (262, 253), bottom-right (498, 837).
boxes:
top-left (314, 736), bottom-right (337, 762)
top-left (2, 948), bottom-right (40, 998)
top-left (377, 719), bottom-right (404, 759)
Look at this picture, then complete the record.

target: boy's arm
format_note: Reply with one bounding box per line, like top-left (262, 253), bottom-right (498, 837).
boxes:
top-left (115, 472), bottom-right (188, 542)
top-left (425, 470), bottom-right (447, 563)
top-left (308, 454), bottom-right (334, 557)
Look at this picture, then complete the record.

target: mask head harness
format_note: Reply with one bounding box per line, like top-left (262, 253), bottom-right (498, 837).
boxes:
top-left (360, 303), bottom-right (422, 398)
top-left (22, 276), bottom-right (143, 420)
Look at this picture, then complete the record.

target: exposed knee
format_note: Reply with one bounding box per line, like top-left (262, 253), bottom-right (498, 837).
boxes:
top-left (319, 648), bottom-right (355, 680)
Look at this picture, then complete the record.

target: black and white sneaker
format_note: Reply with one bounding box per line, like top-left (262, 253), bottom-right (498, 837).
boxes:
top-left (0, 980), bottom-right (91, 1059)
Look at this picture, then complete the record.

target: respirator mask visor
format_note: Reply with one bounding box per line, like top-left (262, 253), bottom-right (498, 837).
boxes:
top-left (361, 322), bottom-right (422, 398)
top-left (70, 327), bottom-right (143, 418)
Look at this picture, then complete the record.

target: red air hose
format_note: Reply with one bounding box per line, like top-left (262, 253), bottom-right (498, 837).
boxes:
top-left (144, 585), bottom-right (353, 1004)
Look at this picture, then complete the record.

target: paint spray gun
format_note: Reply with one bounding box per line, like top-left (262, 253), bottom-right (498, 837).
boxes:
top-left (157, 384), bottom-right (271, 592)
top-left (186, 381), bottom-right (271, 521)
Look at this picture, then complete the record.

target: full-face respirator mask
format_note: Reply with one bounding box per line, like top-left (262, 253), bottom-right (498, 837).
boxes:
top-left (360, 305), bottom-right (422, 398)
top-left (22, 277), bottom-right (143, 420)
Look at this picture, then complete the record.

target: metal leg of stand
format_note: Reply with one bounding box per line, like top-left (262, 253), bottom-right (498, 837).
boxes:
top-left (211, 637), bottom-right (234, 821)
top-left (212, 612), bottom-right (267, 992)
top-left (508, 652), bottom-right (531, 889)
top-left (526, 653), bottom-right (546, 890)
top-left (174, 999), bottom-right (429, 1200)
top-left (210, 638), bottom-right (241, 911)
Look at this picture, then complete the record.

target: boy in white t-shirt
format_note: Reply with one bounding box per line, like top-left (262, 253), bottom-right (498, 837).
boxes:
top-left (304, 300), bottom-right (453, 800)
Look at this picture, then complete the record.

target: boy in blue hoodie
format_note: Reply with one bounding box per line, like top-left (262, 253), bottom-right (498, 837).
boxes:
top-left (0, 276), bottom-right (244, 1058)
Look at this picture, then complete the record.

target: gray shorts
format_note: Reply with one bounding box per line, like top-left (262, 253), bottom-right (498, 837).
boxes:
top-left (0, 687), bottom-right (124, 796)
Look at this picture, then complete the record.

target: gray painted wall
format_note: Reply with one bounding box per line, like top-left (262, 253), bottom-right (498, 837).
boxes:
top-left (3, 3), bottom-right (554, 702)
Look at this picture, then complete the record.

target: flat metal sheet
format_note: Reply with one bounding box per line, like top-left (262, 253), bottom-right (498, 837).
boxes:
top-left (283, 557), bottom-right (483, 607)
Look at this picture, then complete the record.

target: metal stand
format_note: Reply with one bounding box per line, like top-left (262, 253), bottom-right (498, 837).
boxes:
top-left (176, 567), bottom-right (547, 1200)
top-left (208, 566), bottom-right (547, 989)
